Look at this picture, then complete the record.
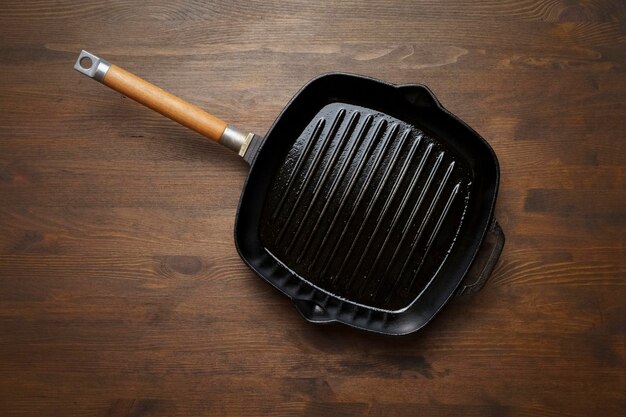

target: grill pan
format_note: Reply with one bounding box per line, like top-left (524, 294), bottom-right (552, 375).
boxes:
top-left (74, 50), bottom-right (504, 335)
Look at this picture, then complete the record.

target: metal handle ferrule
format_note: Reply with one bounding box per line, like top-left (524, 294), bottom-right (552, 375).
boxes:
top-left (74, 50), bottom-right (110, 82)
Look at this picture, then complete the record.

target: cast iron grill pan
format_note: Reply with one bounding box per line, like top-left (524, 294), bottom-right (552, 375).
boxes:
top-left (75, 51), bottom-right (504, 335)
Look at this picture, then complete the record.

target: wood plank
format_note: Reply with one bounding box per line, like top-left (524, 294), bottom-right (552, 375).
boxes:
top-left (0, 0), bottom-right (624, 416)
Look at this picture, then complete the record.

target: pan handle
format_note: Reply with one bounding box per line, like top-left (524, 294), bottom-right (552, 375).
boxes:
top-left (456, 220), bottom-right (505, 296)
top-left (73, 50), bottom-right (256, 157)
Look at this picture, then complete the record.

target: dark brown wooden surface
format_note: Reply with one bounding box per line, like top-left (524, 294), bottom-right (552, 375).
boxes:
top-left (0, 1), bottom-right (624, 416)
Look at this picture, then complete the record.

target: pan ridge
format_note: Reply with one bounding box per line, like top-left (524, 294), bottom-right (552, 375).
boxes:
top-left (259, 102), bottom-right (472, 310)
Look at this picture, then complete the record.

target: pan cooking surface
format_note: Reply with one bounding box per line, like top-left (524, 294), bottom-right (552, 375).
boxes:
top-left (259, 103), bottom-right (472, 311)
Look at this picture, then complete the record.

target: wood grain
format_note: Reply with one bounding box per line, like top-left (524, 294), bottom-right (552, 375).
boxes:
top-left (0, 1), bottom-right (624, 416)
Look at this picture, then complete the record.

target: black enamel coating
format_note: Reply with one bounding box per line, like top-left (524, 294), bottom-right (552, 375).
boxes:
top-left (235, 73), bottom-right (500, 335)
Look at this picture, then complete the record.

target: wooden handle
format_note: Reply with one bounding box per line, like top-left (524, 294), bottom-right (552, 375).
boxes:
top-left (74, 50), bottom-right (254, 154)
top-left (103, 64), bottom-right (227, 142)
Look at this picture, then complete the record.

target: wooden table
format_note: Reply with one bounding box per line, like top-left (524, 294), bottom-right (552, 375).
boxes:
top-left (1, 1), bottom-right (624, 416)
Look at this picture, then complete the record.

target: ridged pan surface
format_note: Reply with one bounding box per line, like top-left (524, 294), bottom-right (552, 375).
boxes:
top-left (259, 103), bottom-right (471, 311)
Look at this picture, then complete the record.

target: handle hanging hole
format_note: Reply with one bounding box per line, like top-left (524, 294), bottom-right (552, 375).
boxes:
top-left (79, 56), bottom-right (93, 69)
